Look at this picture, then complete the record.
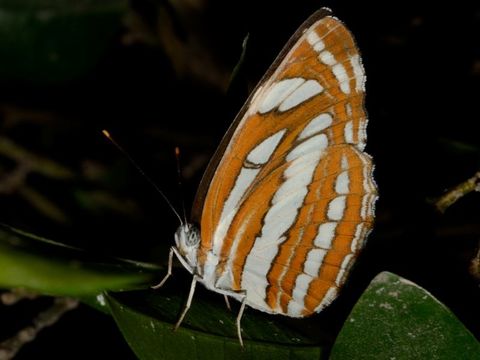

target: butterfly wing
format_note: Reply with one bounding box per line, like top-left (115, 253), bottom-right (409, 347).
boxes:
top-left (192, 9), bottom-right (377, 317)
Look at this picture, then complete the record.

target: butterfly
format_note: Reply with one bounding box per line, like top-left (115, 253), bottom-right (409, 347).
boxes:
top-left (154, 7), bottom-right (378, 346)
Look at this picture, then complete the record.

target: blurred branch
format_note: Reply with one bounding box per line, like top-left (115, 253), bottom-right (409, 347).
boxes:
top-left (435, 171), bottom-right (480, 213)
top-left (0, 137), bottom-right (74, 179)
top-left (0, 163), bottom-right (30, 194)
top-left (74, 189), bottom-right (140, 216)
top-left (1, 289), bottom-right (38, 306)
top-left (471, 244), bottom-right (480, 282)
top-left (123, 1), bottom-right (230, 89)
top-left (437, 137), bottom-right (480, 154)
top-left (18, 186), bottom-right (69, 223)
top-left (0, 105), bottom-right (56, 128)
top-left (0, 297), bottom-right (78, 360)
top-left (0, 136), bottom-right (72, 222)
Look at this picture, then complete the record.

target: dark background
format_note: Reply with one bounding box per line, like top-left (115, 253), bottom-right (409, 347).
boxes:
top-left (0, 0), bottom-right (479, 358)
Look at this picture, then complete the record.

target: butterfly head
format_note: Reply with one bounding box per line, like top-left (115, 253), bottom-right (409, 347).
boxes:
top-left (175, 223), bottom-right (200, 267)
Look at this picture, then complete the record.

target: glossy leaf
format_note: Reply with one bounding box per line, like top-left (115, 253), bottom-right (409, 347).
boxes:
top-left (107, 286), bottom-right (324, 360)
top-left (330, 271), bottom-right (480, 359)
top-left (0, 224), bottom-right (158, 296)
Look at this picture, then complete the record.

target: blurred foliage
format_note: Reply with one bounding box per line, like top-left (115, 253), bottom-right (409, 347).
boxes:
top-left (0, 0), bottom-right (128, 83)
top-left (0, 224), bottom-right (158, 296)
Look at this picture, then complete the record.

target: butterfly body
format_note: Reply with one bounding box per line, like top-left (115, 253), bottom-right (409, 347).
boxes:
top-left (157, 8), bottom-right (378, 345)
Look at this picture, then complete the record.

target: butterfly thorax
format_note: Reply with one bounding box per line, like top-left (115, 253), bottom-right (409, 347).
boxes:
top-left (174, 223), bottom-right (201, 270)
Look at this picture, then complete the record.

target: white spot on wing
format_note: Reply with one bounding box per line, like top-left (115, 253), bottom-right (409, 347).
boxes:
top-left (319, 51), bottom-right (336, 66)
top-left (313, 41), bottom-right (326, 52)
top-left (350, 54), bottom-right (365, 92)
top-left (346, 103), bottom-right (353, 117)
top-left (279, 80), bottom-right (324, 112)
top-left (288, 273), bottom-right (312, 316)
top-left (298, 113), bottom-right (333, 140)
top-left (247, 129), bottom-right (286, 165)
top-left (318, 50), bottom-right (355, 94)
top-left (286, 133), bottom-right (328, 162)
top-left (306, 31), bottom-right (321, 45)
top-left (303, 249), bottom-right (327, 276)
top-left (327, 196), bottom-right (346, 221)
top-left (292, 274), bottom-right (310, 296)
top-left (287, 296), bottom-right (305, 317)
top-left (344, 121), bottom-right (354, 143)
top-left (306, 30), bottom-right (325, 52)
top-left (335, 171), bottom-right (350, 194)
top-left (332, 63), bottom-right (350, 94)
top-left (258, 78), bottom-right (305, 114)
top-left (314, 222), bottom-right (337, 249)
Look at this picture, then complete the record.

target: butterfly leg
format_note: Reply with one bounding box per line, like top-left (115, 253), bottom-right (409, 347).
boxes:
top-left (152, 246), bottom-right (194, 289)
top-left (236, 292), bottom-right (247, 347)
top-left (224, 295), bottom-right (231, 311)
top-left (174, 274), bottom-right (199, 331)
top-left (151, 247), bottom-right (175, 289)
top-left (215, 289), bottom-right (247, 346)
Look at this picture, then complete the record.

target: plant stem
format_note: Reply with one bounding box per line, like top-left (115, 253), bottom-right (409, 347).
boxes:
top-left (0, 289), bottom-right (38, 305)
top-left (435, 171), bottom-right (480, 213)
top-left (0, 298), bottom-right (78, 360)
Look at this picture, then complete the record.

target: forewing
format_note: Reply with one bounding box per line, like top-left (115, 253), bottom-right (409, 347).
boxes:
top-left (195, 10), bottom-right (377, 316)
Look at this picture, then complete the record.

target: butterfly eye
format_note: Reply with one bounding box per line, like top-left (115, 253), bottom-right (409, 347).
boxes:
top-left (186, 225), bottom-right (200, 246)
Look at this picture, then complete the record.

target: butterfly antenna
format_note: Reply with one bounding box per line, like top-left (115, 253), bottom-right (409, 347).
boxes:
top-left (102, 130), bottom-right (183, 225)
top-left (174, 146), bottom-right (188, 225)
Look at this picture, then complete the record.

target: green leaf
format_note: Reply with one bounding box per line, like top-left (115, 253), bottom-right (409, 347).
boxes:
top-left (330, 271), bottom-right (480, 359)
top-left (107, 286), bottom-right (324, 360)
top-left (0, 224), bottom-right (158, 296)
top-left (0, 0), bottom-right (128, 83)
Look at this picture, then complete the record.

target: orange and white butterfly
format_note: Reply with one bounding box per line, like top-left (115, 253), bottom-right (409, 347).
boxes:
top-left (154, 8), bottom-right (378, 346)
